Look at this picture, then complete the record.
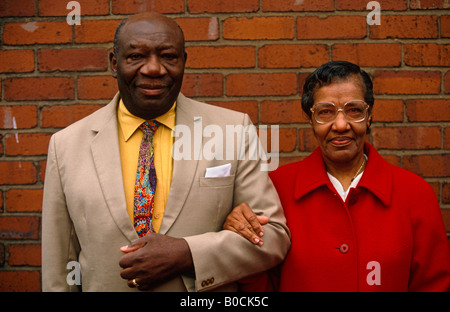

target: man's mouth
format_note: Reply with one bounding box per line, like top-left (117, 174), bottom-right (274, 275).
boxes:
top-left (136, 84), bottom-right (168, 96)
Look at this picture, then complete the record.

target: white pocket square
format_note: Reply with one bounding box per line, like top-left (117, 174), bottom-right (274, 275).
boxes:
top-left (205, 163), bottom-right (231, 178)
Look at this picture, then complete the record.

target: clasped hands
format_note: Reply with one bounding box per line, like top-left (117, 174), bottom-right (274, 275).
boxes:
top-left (119, 203), bottom-right (268, 290)
top-left (119, 232), bottom-right (193, 291)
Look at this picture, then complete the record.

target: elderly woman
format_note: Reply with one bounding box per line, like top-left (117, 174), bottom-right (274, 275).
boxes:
top-left (224, 61), bottom-right (450, 291)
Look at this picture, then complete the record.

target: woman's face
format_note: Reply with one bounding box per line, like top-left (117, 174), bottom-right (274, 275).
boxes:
top-left (311, 77), bottom-right (371, 166)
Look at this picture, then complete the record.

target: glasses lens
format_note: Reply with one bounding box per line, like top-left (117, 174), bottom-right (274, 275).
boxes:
top-left (344, 101), bottom-right (367, 121)
top-left (314, 103), bottom-right (336, 123)
top-left (313, 101), bottom-right (367, 123)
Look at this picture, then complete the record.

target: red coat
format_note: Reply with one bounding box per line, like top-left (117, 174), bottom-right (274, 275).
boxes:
top-left (268, 142), bottom-right (450, 292)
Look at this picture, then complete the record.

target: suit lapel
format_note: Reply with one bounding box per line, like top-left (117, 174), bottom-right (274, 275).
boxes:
top-left (90, 94), bottom-right (138, 242)
top-left (159, 94), bottom-right (202, 234)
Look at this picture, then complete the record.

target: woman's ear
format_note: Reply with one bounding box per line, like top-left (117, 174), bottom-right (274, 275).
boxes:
top-left (366, 115), bottom-right (372, 134)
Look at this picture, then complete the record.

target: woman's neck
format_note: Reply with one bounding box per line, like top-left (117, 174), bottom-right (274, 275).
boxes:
top-left (324, 154), bottom-right (367, 191)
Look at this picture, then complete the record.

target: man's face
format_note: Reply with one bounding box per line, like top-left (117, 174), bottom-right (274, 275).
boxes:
top-left (111, 16), bottom-right (186, 120)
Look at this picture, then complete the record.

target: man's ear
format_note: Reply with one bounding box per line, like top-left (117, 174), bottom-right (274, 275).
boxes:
top-left (110, 51), bottom-right (117, 78)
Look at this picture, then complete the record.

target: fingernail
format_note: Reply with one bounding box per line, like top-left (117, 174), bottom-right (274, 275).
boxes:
top-left (254, 237), bottom-right (260, 244)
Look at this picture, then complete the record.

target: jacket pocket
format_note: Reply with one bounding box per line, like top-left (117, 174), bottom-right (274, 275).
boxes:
top-left (199, 175), bottom-right (235, 187)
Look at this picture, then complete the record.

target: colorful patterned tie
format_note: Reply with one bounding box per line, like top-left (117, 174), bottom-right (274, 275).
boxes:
top-left (134, 121), bottom-right (160, 237)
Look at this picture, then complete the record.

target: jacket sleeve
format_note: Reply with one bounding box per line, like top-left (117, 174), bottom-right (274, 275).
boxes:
top-left (42, 134), bottom-right (81, 292)
top-left (408, 179), bottom-right (450, 292)
top-left (183, 114), bottom-right (291, 292)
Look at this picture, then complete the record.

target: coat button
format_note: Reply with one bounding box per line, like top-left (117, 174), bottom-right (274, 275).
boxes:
top-left (339, 244), bottom-right (349, 254)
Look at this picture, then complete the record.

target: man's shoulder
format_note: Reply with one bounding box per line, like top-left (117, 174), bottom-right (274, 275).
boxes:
top-left (52, 95), bottom-right (118, 138)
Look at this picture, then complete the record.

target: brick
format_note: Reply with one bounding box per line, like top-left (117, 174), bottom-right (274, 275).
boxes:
top-left (260, 100), bottom-right (309, 124)
top-left (186, 46), bottom-right (255, 69)
top-left (298, 128), bottom-right (318, 152)
top-left (406, 99), bottom-right (450, 122)
top-left (332, 43), bottom-right (402, 67)
top-left (297, 16), bottom-right (366, 39)
top-left (0, 216), bottom-right (40, 240)
top-left (175, 17), bottom-right (219, 41)
top-left (5, 77), bottom-right (74, 101)
top-left (0, 161), bottom-right (37, 185)
top-left (445, 71), bottom-right (450, 93)
top-left (0, 50), bottom-right (34, 73)
top-left (0, 271), bottom-right (40, 292)
top-left (78, 76), bottom-right (118, 100)
top-left (442, 209), bottom-right (450, 232)
top-left (370, 15), bottom-right (438, 39)
top-left (226, 73), bottom-right (298, 96)
top-left (39, 0), bottom-right (110, 16)
top-left (404, 44), bottom-right (450, 67)
top-left (5, 189), bottom-right (43, 212)
top-left (7, 244), bottom-right (41, 266)
top-left (373, 71), bottom-right (441, 95)
top-left (258, 127), bottom-right (297, 153)
top-left (403, 154), bottom-right (450, 178)
top-left (181, 73), bottom-right (223, 97)
top-left (112, 0), bottom-right (184, 14)
top-left (0, 244), bottom-right (4, 265)
top-left (445, 127), bottom-right (450, 150)
top-left (209, 101), bottom-right (258, 124)
top-left (187, 0), bottom-right (259, 13)
top-left (0, 0), bottom-right (35, 17)
top-left (39, 160), bottom-right (47, 183)
top-left (444, 183), bottom-right (450, 204)
top-left (410, 0), bottom-right (446, 9)
top-left (223, 17), bottom-right (295, 40)
top-left (38, 48), bottom-right (108, 72)
top-left (75, 19), bottom-right (121, 43)
top-left (3, 21), bottom-right (72, 45)
top-left (381, 154), bottom-right (401, 167)
top-left (41, 104), bottom-right (103, 128)
top-left (442, 16), bottom-right (450, 38)
top-left (5, 133), bottom-right (52, 156)
top-left (0, 106), bottom-right (38, 129)
top-left (371, 100), bottom-right (404, 122)
top-left (372, 126), bottom-right (441, 149)
top-left (262, 0), bottom-right (334, 11)
top-left (259, 44), bottom-right (329, 68)
top-left (336, 0), bottom-right (407, 10)
top-left (444, 71), bottom-right (450, 93)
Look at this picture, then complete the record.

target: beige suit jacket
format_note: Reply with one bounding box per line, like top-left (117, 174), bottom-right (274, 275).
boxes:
top-left (42, 93), bottom-right (290, 292)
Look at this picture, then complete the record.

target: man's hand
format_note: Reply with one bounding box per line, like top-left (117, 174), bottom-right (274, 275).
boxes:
top-left (119, 233), bottom-right (194, 290)
top-left (222, 202), bottom-right (269, 247)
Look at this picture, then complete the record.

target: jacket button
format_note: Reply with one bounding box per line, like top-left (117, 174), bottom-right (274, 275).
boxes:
top-left (339, 244), bottom-right (349, 254)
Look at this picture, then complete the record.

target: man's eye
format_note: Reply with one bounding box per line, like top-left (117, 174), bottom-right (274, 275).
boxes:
top-left (161, 53), bottom-right (177, 60)
top-left (128, 54), bottom-right (142, 60)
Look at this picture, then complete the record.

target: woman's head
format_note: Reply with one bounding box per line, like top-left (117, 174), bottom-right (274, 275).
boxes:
top-left (302, 61), bottom-right (374, 124)
top-left (302, 61), bottom-right (374, 166)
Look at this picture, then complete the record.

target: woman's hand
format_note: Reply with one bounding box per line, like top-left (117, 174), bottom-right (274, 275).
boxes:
top-left (223, 202), bottom-right (269, 246)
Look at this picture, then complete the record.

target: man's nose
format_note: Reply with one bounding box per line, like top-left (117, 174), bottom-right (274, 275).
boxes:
top-left (140, 56), bottom-right (167, 76)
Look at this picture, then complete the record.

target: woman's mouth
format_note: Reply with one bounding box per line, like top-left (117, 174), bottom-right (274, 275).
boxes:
top-left (329, 136), bottom-right (352, 146)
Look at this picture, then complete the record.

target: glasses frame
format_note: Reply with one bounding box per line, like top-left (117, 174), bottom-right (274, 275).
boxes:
top-left (310, 100), bottom-right (370, 124)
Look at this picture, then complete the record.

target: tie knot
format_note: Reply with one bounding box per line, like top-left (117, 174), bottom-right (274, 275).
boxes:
top-left (140, 120), bottom-right (160, 136)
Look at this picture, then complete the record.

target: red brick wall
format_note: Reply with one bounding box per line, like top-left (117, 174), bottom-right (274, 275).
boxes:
top-left (0, 0), bottom-right (449, 292)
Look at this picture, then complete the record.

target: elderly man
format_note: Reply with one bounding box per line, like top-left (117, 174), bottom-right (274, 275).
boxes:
top-left (42, 12), bottom-right (290, 292)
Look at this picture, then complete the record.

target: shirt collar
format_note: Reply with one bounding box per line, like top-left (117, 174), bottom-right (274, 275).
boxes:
top-left (293, 142), bottom-right (392, 206)
top-left (117, 98), bottom-right (176, 142)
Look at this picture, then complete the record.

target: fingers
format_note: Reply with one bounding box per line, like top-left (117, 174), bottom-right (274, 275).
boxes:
top-left (223, 202), bottom-right (267, 246)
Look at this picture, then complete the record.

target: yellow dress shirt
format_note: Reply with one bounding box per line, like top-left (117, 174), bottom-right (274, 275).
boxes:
top-left (117, 99), bottom-right (175, 233)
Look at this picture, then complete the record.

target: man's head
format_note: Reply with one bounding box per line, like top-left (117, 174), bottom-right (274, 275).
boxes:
top-left (110, 12), bottom-right (187, 120)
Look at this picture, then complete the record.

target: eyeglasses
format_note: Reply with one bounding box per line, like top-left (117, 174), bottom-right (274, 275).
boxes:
top-left (310, 100), bottom-right (369, 124)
